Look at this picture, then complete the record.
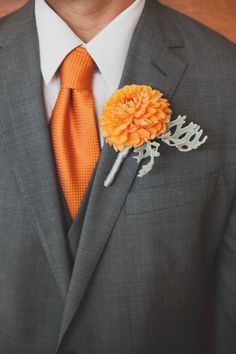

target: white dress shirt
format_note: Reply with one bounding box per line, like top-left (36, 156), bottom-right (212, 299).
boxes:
top-left (35, 0), bottom-right (146, 144)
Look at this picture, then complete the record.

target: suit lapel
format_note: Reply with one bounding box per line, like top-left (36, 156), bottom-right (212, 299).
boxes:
top-left (57, 0), bottom-right (187, 346)
top-left (0, 2), bottom-right (72, 299)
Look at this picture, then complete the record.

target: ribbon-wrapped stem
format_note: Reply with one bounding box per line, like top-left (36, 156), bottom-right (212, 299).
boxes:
top-left (104, 147), bottom-right (131, 187)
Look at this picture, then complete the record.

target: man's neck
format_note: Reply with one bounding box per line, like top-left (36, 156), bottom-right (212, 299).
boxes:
top-left (46, 0), bottom-right (135, 43)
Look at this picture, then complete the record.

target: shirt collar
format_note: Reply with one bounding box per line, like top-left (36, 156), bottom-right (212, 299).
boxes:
top-left (35, 0), bottom-right (145, 90)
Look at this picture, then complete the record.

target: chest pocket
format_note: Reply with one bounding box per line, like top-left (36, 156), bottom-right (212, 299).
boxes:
top-left (125, 171), bottom-right (219, 215)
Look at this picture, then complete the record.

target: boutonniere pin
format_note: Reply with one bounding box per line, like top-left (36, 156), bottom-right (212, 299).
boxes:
top-left (99, 85), bottom-right (207, 187)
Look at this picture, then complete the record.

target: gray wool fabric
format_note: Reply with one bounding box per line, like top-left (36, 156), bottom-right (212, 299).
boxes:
top-left (0, 0), bottom-right (236, 353)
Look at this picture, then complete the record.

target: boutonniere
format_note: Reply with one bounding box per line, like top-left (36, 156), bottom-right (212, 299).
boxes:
top-left (99, 85), bottom-right (207, 187)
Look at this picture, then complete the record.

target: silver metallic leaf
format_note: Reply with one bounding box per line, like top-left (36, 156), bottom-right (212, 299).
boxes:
top-left (134, 141), bottom-right (161, 177)
top-left (161, 115), bottom-right (208, 152)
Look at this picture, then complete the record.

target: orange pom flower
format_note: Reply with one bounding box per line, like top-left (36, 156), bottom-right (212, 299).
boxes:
top-left (99, 85), bottom-right (172, 151)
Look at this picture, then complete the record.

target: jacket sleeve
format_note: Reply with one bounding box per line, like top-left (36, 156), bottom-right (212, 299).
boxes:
top-left (214, 197), bottom-right (236, 354)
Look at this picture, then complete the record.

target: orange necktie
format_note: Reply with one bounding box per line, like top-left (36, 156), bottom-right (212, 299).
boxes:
top-left (50, 47), bottom-right (100, 220)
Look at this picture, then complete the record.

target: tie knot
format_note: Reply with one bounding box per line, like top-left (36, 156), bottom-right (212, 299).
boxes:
top-left (60, 47), bottom-right (95, 91)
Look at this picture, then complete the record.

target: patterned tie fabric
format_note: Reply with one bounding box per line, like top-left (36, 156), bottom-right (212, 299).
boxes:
top-left (50, 47), bottom-right (100, 220)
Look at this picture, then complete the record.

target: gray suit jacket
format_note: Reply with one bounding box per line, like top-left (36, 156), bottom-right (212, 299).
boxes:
top-left (0, 1), bottom-right (236, 353)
